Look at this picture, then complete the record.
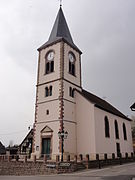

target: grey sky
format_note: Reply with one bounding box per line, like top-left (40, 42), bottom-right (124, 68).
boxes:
top-left (0, 0), bottom-right (135, 146)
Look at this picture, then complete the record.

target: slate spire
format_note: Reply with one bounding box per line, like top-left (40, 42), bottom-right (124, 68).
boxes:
top-left (38, 7), bottom-right (81, 53)
top-left (48, 7), bottom-right (74, 45)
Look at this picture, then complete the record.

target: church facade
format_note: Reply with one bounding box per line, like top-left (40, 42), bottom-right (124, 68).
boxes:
top-left (32, 7), bottom-right (133, 159)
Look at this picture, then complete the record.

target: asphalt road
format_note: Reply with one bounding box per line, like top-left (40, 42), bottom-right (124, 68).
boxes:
top-left (0, 162), bottom-right (135, 180)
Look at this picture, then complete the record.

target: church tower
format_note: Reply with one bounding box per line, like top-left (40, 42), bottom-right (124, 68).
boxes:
top-left (33, 7), bottom-right (82, 159)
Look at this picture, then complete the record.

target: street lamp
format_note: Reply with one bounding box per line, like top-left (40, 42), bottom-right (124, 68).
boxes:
top-left (58, 130), bottom-right (68, 162)
top-left (130, 103), bottom-right (135, 111)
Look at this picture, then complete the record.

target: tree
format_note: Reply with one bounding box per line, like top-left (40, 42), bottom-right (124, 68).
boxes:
top-left (9, 140), bottom-right (13, 147)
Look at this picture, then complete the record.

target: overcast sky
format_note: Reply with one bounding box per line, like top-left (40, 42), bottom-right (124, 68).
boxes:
top-left (0, 0), bottom-right (135, 146)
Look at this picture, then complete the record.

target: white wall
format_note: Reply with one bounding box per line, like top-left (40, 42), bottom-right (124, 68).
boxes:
top-left (64, 121), bottom-right (77, 156)
top-left (94, 107), bottom-right (133, 157)
top-left (75, 91), bottom-right (96, 155)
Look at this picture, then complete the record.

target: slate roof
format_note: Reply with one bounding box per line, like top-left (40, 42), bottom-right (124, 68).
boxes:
top-left (38, 7), bottom-right (82, 53)
top-left (0, 141), bottom-right (6, 154)
top-left (19, 129), bottom-right (33, 147)
top-left (78, 89), bottom-right (131, 121)
top-left (130, 103), bottom-right (135, 111)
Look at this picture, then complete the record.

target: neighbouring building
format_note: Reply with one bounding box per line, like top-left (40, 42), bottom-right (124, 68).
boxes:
top-left (130, 103), bottom-right (135, 111)
top-left (131, 106), bottom-right (135, 152)
top-left (19, 129), bottom-right (33, 158)
top-left (6, 145), bottom-right (18, 156)
top-left (32, 7), bottom-right (133, 159)
top-left (0, 141), bottom-right (6, 155)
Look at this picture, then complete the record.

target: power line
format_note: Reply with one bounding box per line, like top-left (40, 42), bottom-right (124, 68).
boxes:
top-left (0, 130), bottom-right (28, 136)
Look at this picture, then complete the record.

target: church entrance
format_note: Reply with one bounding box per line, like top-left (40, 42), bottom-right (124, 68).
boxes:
top-left (41, 138), bottom-right (51, 158)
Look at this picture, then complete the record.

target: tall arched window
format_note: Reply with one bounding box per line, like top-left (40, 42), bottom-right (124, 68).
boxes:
top-left (123, 123), bottom-right (127, 140)
top-left (45, 86), bottom-right (53, 97)
top-left (68, 52), bottom-right (75, 76)
top-left (45, 87), bottom-right (49, 97)
top-left (104, 116), bottom-right (110, 138)
top-left (45, 51), bottom-right (54, 74)
top-left (69, 87), bottom-right (74, 98)
top-left (114, 120), bottom-right (119, 139)
top-left (49, 86), bottom-right (52, 96)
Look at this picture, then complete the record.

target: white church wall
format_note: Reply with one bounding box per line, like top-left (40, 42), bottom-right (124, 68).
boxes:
top-left (75, 92), bottom-right (96, 155)
top-left (64, 121), bottom-right (76, 157)
top-left (36, 100), bottom-right (59, 123)
top-left (63, 100), bottom-right (75, 122)
top-left (63, 99), bottom-right (76, 157)
top-left (38, 43), bottom-right (61, 84)
top-left (94, 107), bottom-right (133, 157)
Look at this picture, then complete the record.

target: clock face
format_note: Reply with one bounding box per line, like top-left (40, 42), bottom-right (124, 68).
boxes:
top-left (68, 52), bottom-right (75, 63)
top-left (47, 51), bottom-right (54, 61)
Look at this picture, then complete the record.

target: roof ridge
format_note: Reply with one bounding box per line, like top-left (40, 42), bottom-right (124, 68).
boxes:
top-left (77, 89), bottom-right (131, 121)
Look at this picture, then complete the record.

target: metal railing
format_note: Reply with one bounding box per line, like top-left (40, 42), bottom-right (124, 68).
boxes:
top-left (0, 152), bottom-right (134, 163)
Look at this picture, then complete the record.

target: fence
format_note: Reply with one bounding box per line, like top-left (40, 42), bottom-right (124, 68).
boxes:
top-left (0, 152), bottom-right (135, 175)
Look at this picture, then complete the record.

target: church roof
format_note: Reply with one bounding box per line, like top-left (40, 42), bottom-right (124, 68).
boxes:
top-left (19, 129), bottom-right (33, 147)
top-left (78, 89), bottom-right (131, 121)
top-left (38, 7), bottom-right (82, 53)
top-left (0, 141), bottom-right (6, 154)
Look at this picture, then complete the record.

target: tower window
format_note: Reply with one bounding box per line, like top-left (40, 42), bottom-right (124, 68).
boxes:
top-left (114, 120), bottom-right (119, 139)
top-left (68, 52), bottom-right (75, 76)
top-left (123, 123), bottom-right (127, 140)
top-left (51, 61), bottom-right (54, 72)
top-left (49, 86), bottom-right (52, 96)
top-left (69, 87), bottom-right (74, 98)
top-left (46, 110), bottom-right (49, 115)
top-left (104, 116), bottom-right (110, 138)
top-left (45, 51), bottom-right (54, 74)
top-left (45, 87), bottom-right (49, 97)
top-left (45, 86), bottom-right (53, 97)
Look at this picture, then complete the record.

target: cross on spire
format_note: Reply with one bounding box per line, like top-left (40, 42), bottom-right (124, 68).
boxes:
top-left (59, 0), bottom-right (62, 7)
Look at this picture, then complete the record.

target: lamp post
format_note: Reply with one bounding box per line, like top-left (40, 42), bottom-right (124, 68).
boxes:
top-left (58, 130), bottom-right (68, 162)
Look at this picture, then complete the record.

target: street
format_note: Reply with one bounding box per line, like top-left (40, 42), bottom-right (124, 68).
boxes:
top-left (0, 162), bottom-right (135, 180)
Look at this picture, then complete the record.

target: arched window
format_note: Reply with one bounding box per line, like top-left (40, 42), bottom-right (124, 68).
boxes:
top-left (72, 88), bottom-right (74, 98)
top-left (69, 87), bottom-right (74, 98)
top-left (68, 52), bottom-right (75, 76)
top-left (104, 116), bottom-right (110, 138)
top-left (123, 123), bottom-right (127, 140)
top-left (45, 51), bottom-right (54, 74)
top-left (50, 61), bottom-right (54, 72)
top-left (114, 120), bottom-right (119, 139)
top-left (45, 86), bottom-right (53, 97)
top-left (46, 109), bottom-right (49, 115)
top-left (69, 87), bottom-right (72, 97)
top-left (45, 87), bottom-right (49, 97)
top-left (49, 86), bottom-right (52, 96)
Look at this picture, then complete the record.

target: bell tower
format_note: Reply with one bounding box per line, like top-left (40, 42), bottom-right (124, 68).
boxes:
top-left (33, 7), bottom-right (82, 159)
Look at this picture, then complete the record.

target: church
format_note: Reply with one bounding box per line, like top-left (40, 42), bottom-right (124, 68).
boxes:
top-left (32, 6), bottom-right (133, 160)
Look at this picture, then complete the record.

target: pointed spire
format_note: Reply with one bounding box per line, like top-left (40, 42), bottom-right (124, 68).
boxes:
top-left (38, 7), bottom-right (82, 53)
top-left (48, 7), bottom-right (74, 45)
